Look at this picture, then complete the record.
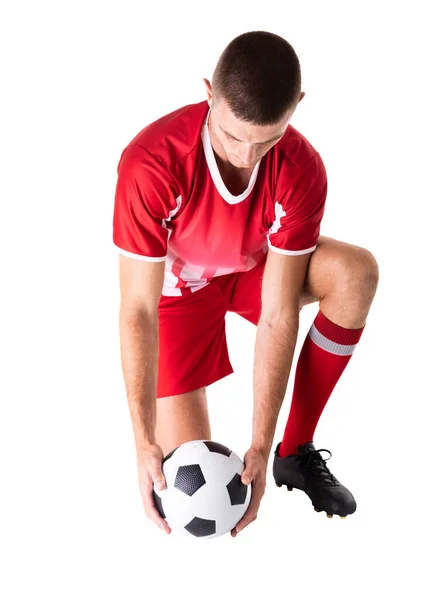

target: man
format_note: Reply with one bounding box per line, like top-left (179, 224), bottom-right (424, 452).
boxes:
top-left (112, 31), bottom-right (379, 537)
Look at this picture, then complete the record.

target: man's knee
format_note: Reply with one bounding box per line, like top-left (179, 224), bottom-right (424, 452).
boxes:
top-left (335, 245), bottom-right (379, 293)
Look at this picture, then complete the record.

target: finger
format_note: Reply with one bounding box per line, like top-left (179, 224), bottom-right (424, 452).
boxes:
top-left (154, 478), bottom-right (166, 492)
top-left (241, 471), bottom-right (252, 485)
top-left (234, 486), bottom-right (263, 534)
top-left (232, 513), bottom-right (257, 537)
top-left (142, 484), bottom-right (171, 534)
top-left (150, 463), bottom-right (167, 492)
top-left (235, 512), bottom-right (258, 534)
top-left (148, 501), bottom-right (172, 534)
top-left (148, 505), bottom-right (171, 532)
top-left (241, 461), bottom-right (254, 485)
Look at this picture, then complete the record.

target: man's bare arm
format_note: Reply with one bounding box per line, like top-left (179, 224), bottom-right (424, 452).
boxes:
top-left (118, 254), bottom-right (165, 456)
top-left (117, 253), bottom-right (171, 533)
top-left (251, 249), bottom-right (312, 457)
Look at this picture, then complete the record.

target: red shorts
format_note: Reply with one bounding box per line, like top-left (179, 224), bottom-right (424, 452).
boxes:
top-left (157, 253), bottom-right (268, 398)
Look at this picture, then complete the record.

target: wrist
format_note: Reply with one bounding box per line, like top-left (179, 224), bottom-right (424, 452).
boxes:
top-left (249, 442), bottom-right (271, 462)
top-left (135, 437), bottom-right (157, 457)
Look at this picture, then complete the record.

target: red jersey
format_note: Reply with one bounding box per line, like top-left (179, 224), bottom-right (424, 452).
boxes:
top-left (113, 100), bottom-right (327, 297)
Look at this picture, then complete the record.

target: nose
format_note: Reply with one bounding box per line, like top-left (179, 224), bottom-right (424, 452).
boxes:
top-left (240, 147), bottom-right (256, 166)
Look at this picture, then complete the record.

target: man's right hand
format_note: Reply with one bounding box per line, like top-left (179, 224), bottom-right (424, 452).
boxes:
top-left (138, 444), bottom-right (171, 535)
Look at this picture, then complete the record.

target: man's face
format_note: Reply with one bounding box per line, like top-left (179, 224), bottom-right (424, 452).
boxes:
top-left (209, 98), bottom-right (294, 170)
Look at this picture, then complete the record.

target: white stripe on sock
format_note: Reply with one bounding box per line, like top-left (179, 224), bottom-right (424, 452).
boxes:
top-left (309, 324), bottom-right (357, 356)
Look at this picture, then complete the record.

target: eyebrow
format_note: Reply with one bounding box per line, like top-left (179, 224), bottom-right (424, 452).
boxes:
top-left (219, 125), bottom-right (284, 144)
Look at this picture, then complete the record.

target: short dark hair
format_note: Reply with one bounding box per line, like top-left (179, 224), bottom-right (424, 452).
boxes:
top-left (211, 30), bottom-right (301, 126)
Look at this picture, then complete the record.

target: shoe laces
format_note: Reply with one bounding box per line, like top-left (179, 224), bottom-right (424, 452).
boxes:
top-left (299, 448), bottom-right (338, 486)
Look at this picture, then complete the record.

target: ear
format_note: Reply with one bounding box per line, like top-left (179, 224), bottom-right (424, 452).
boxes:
top-left (202, 78), bottom-right (212, 103)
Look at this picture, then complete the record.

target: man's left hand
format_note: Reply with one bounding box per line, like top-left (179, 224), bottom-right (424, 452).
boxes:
top-left (231, 447), bottom-right (268, 537)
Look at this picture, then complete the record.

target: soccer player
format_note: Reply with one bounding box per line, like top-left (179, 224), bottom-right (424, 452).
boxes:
top-left (113, 31), bottom-right (379, 537)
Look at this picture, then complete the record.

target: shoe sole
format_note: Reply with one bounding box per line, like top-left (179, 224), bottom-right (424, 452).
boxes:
top-left (275, 482), bottom-right (348, 519)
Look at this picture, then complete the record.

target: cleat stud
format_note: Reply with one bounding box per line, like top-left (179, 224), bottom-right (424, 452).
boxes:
top-left (287, 486), bottom-right (293, 491)
top-left (276, 483), bottom-right (282, 488)
top-left (314, 507), bottom-right (322, 512)
top-left (340, 516), bottom-right (347, 519)
top-left (326, 513), bottom-right (333, 518)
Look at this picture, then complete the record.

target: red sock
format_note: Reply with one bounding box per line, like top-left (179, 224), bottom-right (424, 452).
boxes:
top-left (278, 309), bottom-right (365, 458)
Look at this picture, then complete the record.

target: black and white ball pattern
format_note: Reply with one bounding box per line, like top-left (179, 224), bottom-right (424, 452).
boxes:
top-left (153, 440), bottom-right (252, 539)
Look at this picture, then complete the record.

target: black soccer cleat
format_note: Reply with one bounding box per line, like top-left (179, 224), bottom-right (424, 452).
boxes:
top-left (273, 442), bottom-right (357, 518)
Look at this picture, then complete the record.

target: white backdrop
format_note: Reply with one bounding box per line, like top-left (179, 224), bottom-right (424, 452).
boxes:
top-left (1, 1), bottom-right (428, 598)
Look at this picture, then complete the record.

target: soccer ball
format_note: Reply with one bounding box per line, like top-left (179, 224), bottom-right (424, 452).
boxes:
top-left (153, 440), bottom-right (252, 539)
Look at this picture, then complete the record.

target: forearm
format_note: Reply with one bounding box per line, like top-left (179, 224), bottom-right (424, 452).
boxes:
top-left (119, 307), bottom-right (159, 457)
top-left (251, 313), bottom-right (300, 458)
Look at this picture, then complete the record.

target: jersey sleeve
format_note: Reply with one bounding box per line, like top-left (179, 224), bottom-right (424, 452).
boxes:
top-left (267, 153), bottom-right (327, 256)
top-left (112, 143), bottom-right (180, 261)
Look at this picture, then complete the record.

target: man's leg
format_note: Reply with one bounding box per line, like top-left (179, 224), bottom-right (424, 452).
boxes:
top-left (227, 235), bottom-right (379, 516)
top-left (271, 236), bottom-right (379, 516)
top-left (155, 387), bottom-right (211, 457)
top-left (278, 236), bottom-right (379, 457)
top-left (155, 277), bottom-right (234, 457)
